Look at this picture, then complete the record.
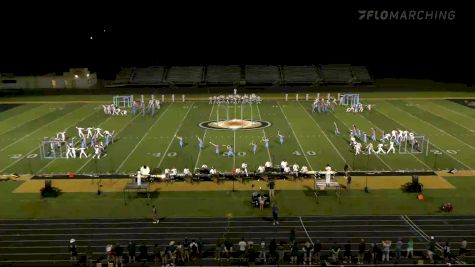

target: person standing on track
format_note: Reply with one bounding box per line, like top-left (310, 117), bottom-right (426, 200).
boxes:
top-left (152, 205), bottom-right (160, 223)
top-left (272, 203), bottom-right (279, 225)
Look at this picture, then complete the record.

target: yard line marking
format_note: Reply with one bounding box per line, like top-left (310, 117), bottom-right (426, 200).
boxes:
top-left (360, 114), bottom-right (431, 170)
top-left (156, 103), bottom-right (194, 168)
top-left (256, 104), bottom-right (272, 162)
top-left (415, 102), bottom-right (475, 132)
top-left (75, 114), bottom-right (141, 173)
top-left (375, 108), bottom-right (473, 169)
top-left (276, 102), bottom-right (314, 170)
top-left (334, 113), bottom-right (393, 170)
top-left (0, 104), bottom-right (80, 152)
top-left (0, 106), bottom-right (55, 136)
top-left (193, 103), bottom-right (215, 170)
top-left (37, 112), bottom-right (112, 173)
top-left (433, 101), bottom-right (475, 123)
top-left (0, 105), bottom-right (91, 173)
top-left (299, 216), bottom-right (314, 245)
top-left (115, 104), bottom-right (172, 172)
top-left (388, 101), bottom-right (475, 150)
top-left (297, 102), bottom-right (348, 166)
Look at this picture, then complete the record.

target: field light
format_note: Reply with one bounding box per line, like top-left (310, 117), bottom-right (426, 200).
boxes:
top-left (86, 73), bottom-right (90, 77)
top-left (74, 75), bottom-right (79, 79)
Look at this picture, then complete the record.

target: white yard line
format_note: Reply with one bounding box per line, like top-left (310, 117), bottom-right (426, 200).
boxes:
top-left (0, 106), bottom-right (91, 173)
top-left (115, 104), bottom-right (172, 172)
top-left (377, 106), bottom-right (473, 169)
top-left (360, 114), bottom-right (432, 170)
top-left (388, 101), bottom-right (475, 150)
top-left (256, 104), bottom-right (272, 162)
top-left (297, 102), bottom-right (348, 166)
top-left (37, 116), bottom-right (113, 173)
top-left (335, 114), bottom-right (393, 170)
top-left (156, 103), bottom-right (194, 168)
top-left (415, 102), bottom-right (475, 132)
top-left (0, 106), bottom-right (56, 136)
top-left (75, 114), bottom-right (141, 173)
top-left (193, 103), bottom-right (215, 170)
top-left (434, 101), bottom-right (475, 123)
top-left (276, 102), bottom-right (314, 170)
top-left (0, 105), bottom-right (81, 152)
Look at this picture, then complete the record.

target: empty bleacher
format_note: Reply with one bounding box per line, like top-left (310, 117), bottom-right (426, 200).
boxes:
top-left (282, 65), bottom-right (321, 84)
top-left (131, 66), bottom-right (165, 84)
top-left (244, 65), bottom-right (280, 85)
top-left (205, 65), bottom-right (241, 85)
top-left (351, 66), bottom-right (373, 83)
top-left (320, 64), bottom-right (354, 84)
top-left (112, 68), bottom-right (135, 84)
top-left (165, 66), bottom-right (204, 84)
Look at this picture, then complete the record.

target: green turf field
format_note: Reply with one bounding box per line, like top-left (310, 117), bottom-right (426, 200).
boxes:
top-left (0, 97), bottom-right (475, 175)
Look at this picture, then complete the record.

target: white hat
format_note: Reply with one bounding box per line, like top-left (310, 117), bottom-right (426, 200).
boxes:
top-left (70, 238), bottom-right (76, 243)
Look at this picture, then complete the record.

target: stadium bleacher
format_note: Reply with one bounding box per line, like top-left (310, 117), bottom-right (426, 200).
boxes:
top-left (165, 66), bottom-right (204, 84)
top-left (320, 64), bottom-right (353, 84)
top-left (282, 65), bottom-right (321, 84)
top-left (244, 65), bottom-right (280, 85)
top-left (351, 66), bottom-right (373, 83)
top-left (205, 65), bottom-right (242, 85)
top-left (112, 67), bottom-right (135, 84)
top-left (131, 66), bottom-right (165, 84)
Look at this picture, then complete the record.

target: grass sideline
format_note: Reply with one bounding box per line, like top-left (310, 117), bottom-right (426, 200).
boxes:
top-left (0, 176), bottom-right (471, 219)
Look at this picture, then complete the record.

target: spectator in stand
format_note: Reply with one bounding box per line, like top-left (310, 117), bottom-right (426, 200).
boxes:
top-left (238, 237), bottom-right (247, 258)
top-left (395, 238), bottom-right (403, 261)
top-left (406, 238), bottom-right (414, 258)
top-left (269, 239), bottom-right (277, 261)
top-left (460, 238), bottom-right (468, 261)
top-left (290, 241), bottom-right (299, 264)
top-left (165, 241), bottom-right (176, 264)
top-left (382, 239), bottom-right (392, 262)
top-left (153, 244), bottom-right (161, 266)
top-left (223, 239), bottom-right (233, 259)
top-left (358, 239), bottom-right (366, 264)
top-left (197, 238), bottom-right (204, 258)
top-left (344, 240), bottom-right (352, 263)
top-left (176, 241), bottom-right (184, 264)
top-left (183, 237), bottom-right (190, 262)
top-left (115, 243), bottom-right (123, 267)
top-left (106, 242), bottom-right (113, 262)
top-left (139, 242), bottom-right (148, 262)
top-left (128, 241), bottom-right (136, 263)
top-left (303, 241), bottom-right (313, 265)
top-left (69, 238), bottom-right (78, 263)
top-left (214, 240), bottom-right (222, 261)
top-left (190, 239), bottom-right (199, 260)
top-left (371, 243), bottom-right (379, 264)
top-left (289, 228), bottom-right (296, 244)
top-left (331, 242), bottom-right (341, 262)
top-left (443, 241), bottom-right (451, 263)
top-left (277, 241), bottom-right (285, 264)
top-left (259, 239), bottom-right (266, 263)
top-left (427, 236), bottom-right (436, 264)
top-left (247, 242), bottom-right (257, 265)
top-left (314, 240), bottom-right (322, 263)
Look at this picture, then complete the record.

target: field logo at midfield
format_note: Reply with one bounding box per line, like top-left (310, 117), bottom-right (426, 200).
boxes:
top-left (199, 119), bottom-right (271, 131)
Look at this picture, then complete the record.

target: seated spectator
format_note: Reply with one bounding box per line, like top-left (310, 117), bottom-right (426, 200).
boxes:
top-left (191, 239), bottom-right (199, 259)
top-left (238, 238), bottom-right (247, 257)
top-left (344, 240), bottom-right (352, 263)
top-left (303, 241), bottom-right (313, 265)
top-left (331, 242), bottom-right (341, 262)
top-left (165, 241), bottom-right (177, 264)
top-left (290, 242), bottom-right (299, 264)
top-left (115, 243), bottom-right (123, 266)
top-left (313, 240), bottom-right (322, 263)
top-left (223, 239), bottom-right (233, 258)
top-left (358, 239), bottom-right (366, 264)
top-left (128, 241), bottom-right (136, 263)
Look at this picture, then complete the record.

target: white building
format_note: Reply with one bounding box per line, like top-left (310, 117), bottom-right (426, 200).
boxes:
top-left (0, 68), bottom-right (97, 89)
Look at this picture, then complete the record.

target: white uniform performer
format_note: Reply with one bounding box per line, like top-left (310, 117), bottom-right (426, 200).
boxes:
top-left (241, 163), bottom-right (248, 176)
top-left (265, 161), bottom-right (272, 168)
top-left (376, 143), bottom-right (386, 154)
top-left (57, 131), bottom-right (66, 142)
top-left (324, 164), bottom-right (332, 184)
top-left (257, 166), bottom-right (265, 173)
top-left (301, 166), bottom-right (308, 174)
top-left (92, 145), bottom-right (102, 159)
top-left (76, 127), bottom-right (85, 139)
top-left (387, 141), bottom-right (396, 154)
top-left (292, 163), bottom-right (299, 173)
top-left (366, 143), bottom-right (376, 155)
top-left (79, 147), bottom-right (88, 159)
top-left (136, 171), bottom-right (142, 186)
top-left (355, 142), bottom-right (362, 155)
top-left (86, 127), bottom-right (94, 139)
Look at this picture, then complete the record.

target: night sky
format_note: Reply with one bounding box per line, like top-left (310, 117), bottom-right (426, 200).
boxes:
top-left (1, 1), bottom-right (473, 82)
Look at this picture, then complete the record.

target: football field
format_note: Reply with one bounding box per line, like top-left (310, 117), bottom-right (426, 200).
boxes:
top-left (1, 97), bottom-right (474, 175)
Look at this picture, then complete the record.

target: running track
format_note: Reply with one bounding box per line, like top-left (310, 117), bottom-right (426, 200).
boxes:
top-left (0, 215), bottom-right (474, 266)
